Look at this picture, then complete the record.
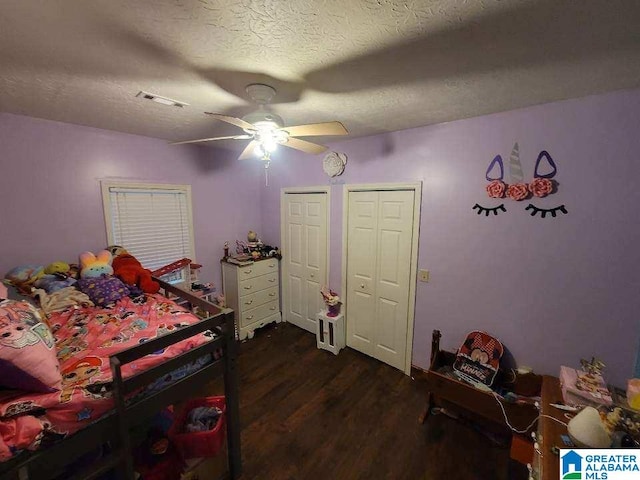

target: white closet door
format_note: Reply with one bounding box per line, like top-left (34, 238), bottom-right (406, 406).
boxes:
top-left (284, 195), bottom-right (306, 329)
top-left (346, 190), bottom-right (415, 371)
top-left (346, 191), bottom-right (378, 356)
top-left (302, 195), bottom-right (328, 332)
top-left (283, 193), bottom-right (328, 333)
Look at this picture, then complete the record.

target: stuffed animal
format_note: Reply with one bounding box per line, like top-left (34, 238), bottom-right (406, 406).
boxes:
top-left (109, 247), bottom-right (159, 294)
top-left (44, 262), bottom-right (70, 276)
top-left (106, 245), bottom-right (128, 257)
top-left (4, 265), bottom-right (45, 294)
top-left (35, 261), bottom-right (77, 293)
top-left (77, 250), bottom-right (129, 306)
top-left (79, 251), bottom-right (113, 278)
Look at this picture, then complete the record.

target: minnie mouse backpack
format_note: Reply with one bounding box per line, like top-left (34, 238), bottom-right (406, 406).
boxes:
top-left (453, 331), bottom-right (504, 387)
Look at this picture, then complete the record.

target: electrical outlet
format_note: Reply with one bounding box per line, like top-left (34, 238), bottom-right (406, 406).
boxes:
top-left (419, 269), bottom-right (430, 282)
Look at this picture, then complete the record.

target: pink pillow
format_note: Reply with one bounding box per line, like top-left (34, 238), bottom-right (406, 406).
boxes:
top-left (0, 300), bottom-right (62, 392)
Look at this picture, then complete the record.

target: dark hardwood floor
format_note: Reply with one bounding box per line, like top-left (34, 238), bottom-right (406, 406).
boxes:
top-left (211, 323), bottom-right (516, 480)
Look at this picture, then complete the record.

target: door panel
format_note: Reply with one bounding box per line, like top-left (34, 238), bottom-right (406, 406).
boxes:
top-left (288, 224), bottom-right (303, 266)
top-left (285, 196), bottom-right (305, 328)
top-left (305, 225), bottom-right (321, 269)
top-left (351, 290), bottom-right (374, 350)
top-left (347, 189), bottom-right (416, 372)
top-left (289, 275), bottom-right (302, 315)
top-left (283, 192), bottom-right (328, 333)
top-left (305, 277), bottom-right (322, 328)
top-left (346, 192), bottom-right (378, 354)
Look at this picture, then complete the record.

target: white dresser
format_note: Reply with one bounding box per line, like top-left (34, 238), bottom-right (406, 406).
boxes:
top-left (222, 258), bottom-right (281, 340)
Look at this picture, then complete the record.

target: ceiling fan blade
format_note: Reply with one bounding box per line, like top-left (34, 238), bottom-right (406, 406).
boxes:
top-left (281, 121), bottom-right (348, 137)
top-left (205, 112), bottom-right (256, 131)
top-left (238, 141), bottom-right (259, 160)
top-left (169, 135), bottom-right (252, 146)
top-left (281, 137), bottom-right (328, 155)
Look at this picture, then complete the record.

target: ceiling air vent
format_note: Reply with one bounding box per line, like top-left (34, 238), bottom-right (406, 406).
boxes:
top-left (136, 91), bottom-right (189, 108)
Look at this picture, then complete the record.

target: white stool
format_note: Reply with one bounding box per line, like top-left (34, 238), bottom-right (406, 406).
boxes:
top-left (316, 311), bottom-right (345, 355)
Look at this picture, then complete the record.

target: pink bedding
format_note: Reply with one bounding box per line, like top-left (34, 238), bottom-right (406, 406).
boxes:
top-left (0, 294), bottom-right (213, 461)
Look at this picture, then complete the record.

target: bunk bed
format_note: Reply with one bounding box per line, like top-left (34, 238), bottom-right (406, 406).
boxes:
top-left (0, 278), bottom-right (241, 480)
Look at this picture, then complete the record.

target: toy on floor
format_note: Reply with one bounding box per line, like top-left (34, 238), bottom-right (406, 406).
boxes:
top-left (108, 245), bottom-right (160, 294)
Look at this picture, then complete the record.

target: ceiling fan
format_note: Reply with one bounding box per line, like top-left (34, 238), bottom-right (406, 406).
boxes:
top-left (170, 83), bottom-right (348, 163)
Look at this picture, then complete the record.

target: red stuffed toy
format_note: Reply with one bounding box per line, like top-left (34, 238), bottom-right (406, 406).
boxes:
top-left (108, 246), bottom-right (160, 294)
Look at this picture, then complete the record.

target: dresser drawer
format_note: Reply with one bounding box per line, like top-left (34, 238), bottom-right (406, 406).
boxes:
top-left (237, 259), bottom-right (279, 279)
top-left (240, 300), bottom-right (280, 327)
top-left (239, 272), bottom-right (278, 296)
top-left (239, 286), bottom-right (279, 310)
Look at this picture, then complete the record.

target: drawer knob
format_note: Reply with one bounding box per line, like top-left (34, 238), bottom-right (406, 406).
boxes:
top-left (244, 300), bottom-right (253, 305)
top-left (244, 285), bottom-right (252, 290)
top-left (269, 279), bottom-right (276, 283)
top-left (269, 293), bottom-right (276, 297)
top-left (360, 284), bottom-right (365, 288)
top-left (244, 269), bottom-right (252, 274)
top-left (270, 307), bottom-right (276, 311)
top-left (310, 273), bottom-right (314, 278)
top-left (247, 315), bottom-right (253, 320)
top-left (269, 263), bottom-right (275, 268)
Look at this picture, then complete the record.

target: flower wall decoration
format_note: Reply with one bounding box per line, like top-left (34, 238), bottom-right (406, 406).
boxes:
top-left (323, 151), bottom-right (347, 177)
top-left (506, 183), bottom-right (529, 201)
top-left (528, 177), bottom-right (553, 198)
top-left (486, 179), bottom-right (506, 198)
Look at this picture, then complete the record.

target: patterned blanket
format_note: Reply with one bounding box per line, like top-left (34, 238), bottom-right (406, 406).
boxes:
top-left (0, 294), bottom-right (213, 461)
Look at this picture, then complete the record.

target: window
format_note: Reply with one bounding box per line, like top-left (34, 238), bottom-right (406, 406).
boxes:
top-left (101, 182), bottom-right (195, 285)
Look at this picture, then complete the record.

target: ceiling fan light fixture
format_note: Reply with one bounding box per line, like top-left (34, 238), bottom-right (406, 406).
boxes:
top-left (169, 85), bottom-right (346, 161)
top-left (262, 138), bottom-right (278, 153)
top-left (242, 111), bottom-right (285, 130)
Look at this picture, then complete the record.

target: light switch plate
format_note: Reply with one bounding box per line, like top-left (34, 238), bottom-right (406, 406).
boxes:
top-left (419, 269), bottom-right (429, 282)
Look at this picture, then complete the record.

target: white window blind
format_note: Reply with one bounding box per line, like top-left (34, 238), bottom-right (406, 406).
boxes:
top-left (103, 184), bottom-right (195, 283)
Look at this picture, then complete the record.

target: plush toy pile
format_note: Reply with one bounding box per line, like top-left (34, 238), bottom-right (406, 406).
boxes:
top-left (3, 247), bottom-right (160, 309)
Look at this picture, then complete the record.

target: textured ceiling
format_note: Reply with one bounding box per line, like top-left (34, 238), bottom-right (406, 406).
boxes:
top-left (1, 0), bottom-right (640, 150)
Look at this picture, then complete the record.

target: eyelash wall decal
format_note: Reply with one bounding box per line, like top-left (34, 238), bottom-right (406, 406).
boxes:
top-left (525, 204), bottom-right (568, 218)
top-left (473, 204), bottom-right (507, 216)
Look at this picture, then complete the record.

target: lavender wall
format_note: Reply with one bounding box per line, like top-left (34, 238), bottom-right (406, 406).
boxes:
top-left (259, 89), bottom-right (640, 387)
top-left (0, 113), bottom-right (262, 291)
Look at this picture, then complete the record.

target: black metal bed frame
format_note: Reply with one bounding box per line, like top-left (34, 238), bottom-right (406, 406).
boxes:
top-left (0, 279), bottom-right (241, 480)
